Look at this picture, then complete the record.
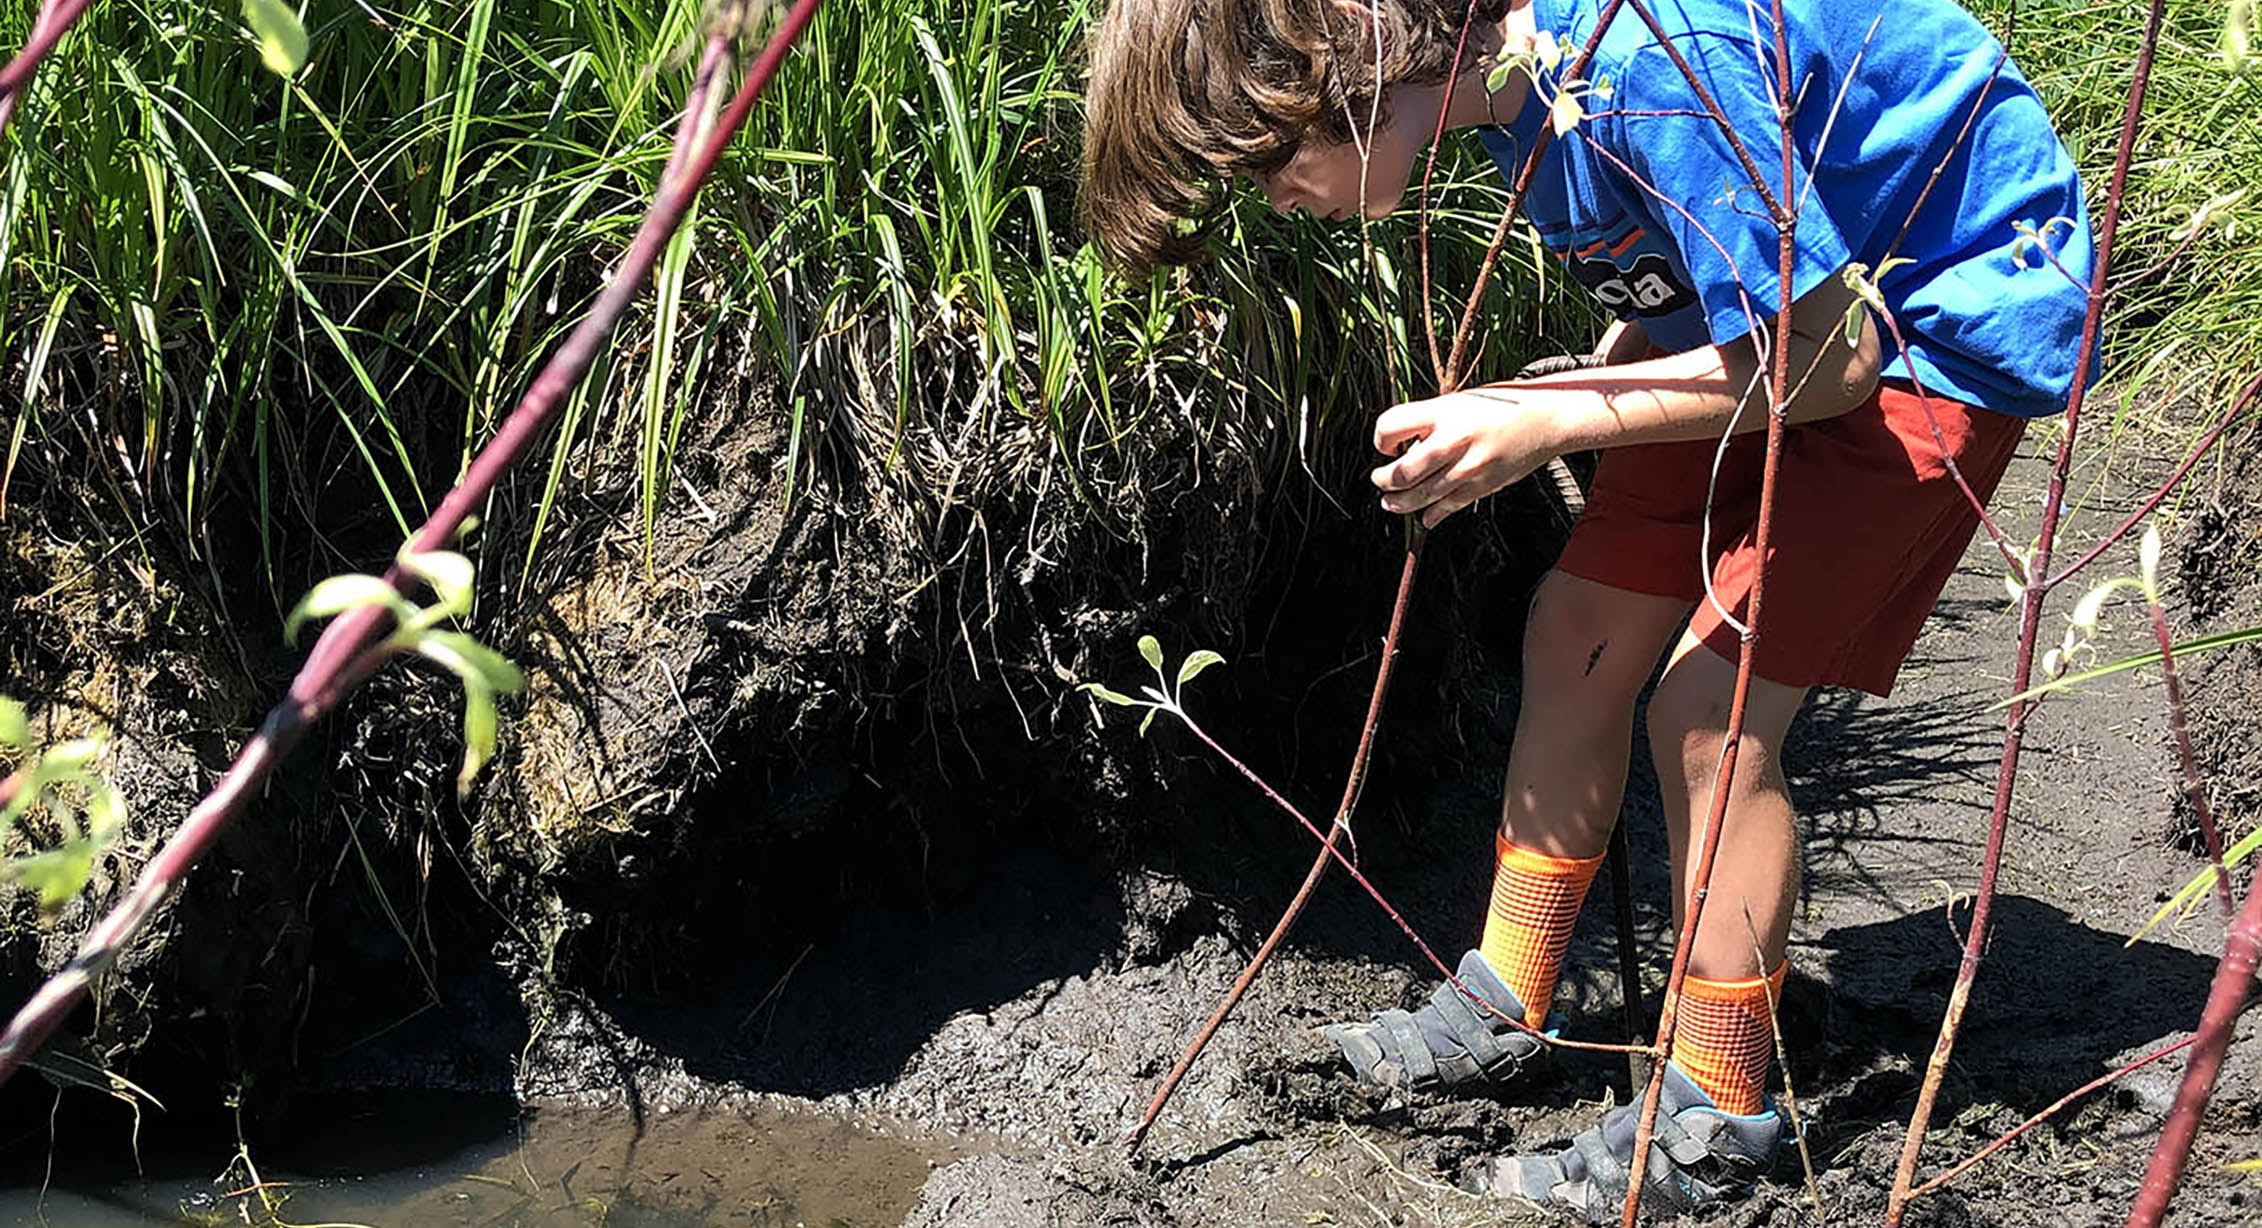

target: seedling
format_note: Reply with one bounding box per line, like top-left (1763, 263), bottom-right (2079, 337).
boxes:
top-left (284, 546), bottom-right (524, 797)
top-left (1079, 635), bottom-right (1224, 737)
top-left (0, 699), bottom-right (128, 912)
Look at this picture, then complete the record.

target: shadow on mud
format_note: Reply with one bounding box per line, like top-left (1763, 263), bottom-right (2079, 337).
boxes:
top-left (1781, 892), bottom-right (2218, 1169)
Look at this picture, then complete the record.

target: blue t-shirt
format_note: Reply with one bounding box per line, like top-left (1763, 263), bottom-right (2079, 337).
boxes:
top-left (1476, 0), bottom-right (2094, 417)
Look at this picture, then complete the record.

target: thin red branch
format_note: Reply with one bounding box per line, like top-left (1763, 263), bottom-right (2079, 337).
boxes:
top-left (1415, 3), bottom-right (1483, 386)
top-left (1441, 0), bottom-right (1634, 389)
top-left (1170, 705), bottom-right (1654, 1058)
top-left (1911, 1032), bottom-right (2202, 1199)
top-left (2149, 599), bottom-right (2235, 922)
top-left (1127, 528), bottom-right (1429, 1153)
top-left (2046, 369), bottom-right (2262, 591)
top-left (2128, 881), bottom-right (2262, 1225)
top-left (1886, 0), bottom-right (2169, 1214)
top-left (0, 1), bottom-right (825, 1088)
top-left (1617, 0), bottom-right (1801, 1216)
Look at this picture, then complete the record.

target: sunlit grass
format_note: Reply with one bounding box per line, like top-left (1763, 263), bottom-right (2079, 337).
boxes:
top-left (0, 0), bottom-right (2247, 606)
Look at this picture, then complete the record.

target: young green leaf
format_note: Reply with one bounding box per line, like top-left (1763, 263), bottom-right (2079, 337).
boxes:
top-left (1533, 29), bottom-right (1562, 70)
top-left (285, 575), bottom-right (411, 644)
top-left (9, 840), bottom-right (96, 911)
top-left (416, 632), bottom-right (526, 695)
top-left (1080, 682), bottom-right (1140, 707)
top-left (85, 785), bottom-right (126, 841)
top-left (0, 698), bottom-right (26, 750)
top-left (400, 549), bottom-right (476, 617)
top-left (1176, 649), bottom-right (1225, 687)
top-left (1137, 634), bottom-right (1163, 672)
top-left (1842, 301), bottom-right (1865, 347)
top-left (458, 682), bottom-right (498, 797)
top-left (1549, 90), bottom-right (1583, 136)
top-left (38, 739), bottom-right (101, 775)
top-left (241, 0), bottom-right (309, 76)
top-left (1486, 60), bottom-right (1516, 93)
top-left (2069, 579), bottom-right (2118, 633)
top-left (1138, 707), bottom-right (1157, 737)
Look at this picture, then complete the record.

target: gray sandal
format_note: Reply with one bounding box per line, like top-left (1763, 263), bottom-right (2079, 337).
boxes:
top-left (1476, 1063), bottom-right (1781, 1221)
top-left (1323, 949), bottom-right (1548, 1092)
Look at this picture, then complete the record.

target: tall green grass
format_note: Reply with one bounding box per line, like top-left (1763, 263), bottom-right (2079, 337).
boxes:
top-left (0, 0), bottom-right (1565, 602)
top-left (1970, 0), bottom-right (2262, 450)
top-left (0, 0), bottom-right (2248, 601)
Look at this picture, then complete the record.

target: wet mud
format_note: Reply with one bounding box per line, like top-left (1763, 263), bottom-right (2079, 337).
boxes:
top-left (6, 423), bottom-right (2261, 1227)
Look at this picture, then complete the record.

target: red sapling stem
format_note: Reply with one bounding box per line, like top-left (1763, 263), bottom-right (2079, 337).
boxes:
top-left (1127, 529), bottom-right (1426, 1154)
top-left (2127, 878), bottom-right (2262, 1226)
top-left (2148, 599), bottom-right (2235, 921)
top-left (2048, 369), bottom-right (2262, 591)
top-left (1886, 0), bottom-right (2169, 1214)
top-left (1615, 0), bottom-right (1800, 1217)
top-left (0, 0), bottom-right (91, 140)
top-left (0, 2), bottom-right (825, 1088)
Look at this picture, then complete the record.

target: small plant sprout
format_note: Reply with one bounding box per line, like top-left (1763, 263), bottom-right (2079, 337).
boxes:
top-left (284, 546), bottom-right (524, 796)
top-left (1839, 258), bottom-right (1916, 346)
top-left (2036, 523), bottom-right (2161, 680)
top-left (2008, 215), bottom-right (2080, 270)
top-left (1080, 635), bottom-right (1225, 737)
top-left (1483, 30), bottom-right (1600, 135)
top-left (2170, 189), bottom-right (2247, 245)
top-left (0, 698), bottom-right (129, 912)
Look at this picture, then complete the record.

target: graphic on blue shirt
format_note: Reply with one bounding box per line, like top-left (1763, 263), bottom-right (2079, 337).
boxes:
top-left (1476, 0), bottom-right (2095, 418)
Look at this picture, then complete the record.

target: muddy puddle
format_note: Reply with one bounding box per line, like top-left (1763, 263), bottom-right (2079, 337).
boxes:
top-left (0, 1092), bottom-right (949, 1227)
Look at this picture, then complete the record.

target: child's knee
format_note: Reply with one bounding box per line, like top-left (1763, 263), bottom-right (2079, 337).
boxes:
top-left (1645, 656), bottom-right (1798, 785)
top-left (1522, 572), bottom-right (1665, 694)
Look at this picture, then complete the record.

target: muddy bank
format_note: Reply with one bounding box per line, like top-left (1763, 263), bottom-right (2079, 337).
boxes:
top-left (496, 434), bottom-right (2261, 1227)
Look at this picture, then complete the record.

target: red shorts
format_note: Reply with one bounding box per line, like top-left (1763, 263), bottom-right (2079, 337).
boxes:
top-left (1554, 381), bottom-right (2026, 697)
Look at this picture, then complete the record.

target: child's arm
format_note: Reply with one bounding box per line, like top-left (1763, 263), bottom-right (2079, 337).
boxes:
top-left (1371, 271), bottom-right (1878, 527)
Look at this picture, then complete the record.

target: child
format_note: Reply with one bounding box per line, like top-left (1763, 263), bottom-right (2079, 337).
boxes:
top-left (1081, 0), bottom-right (2091, 1217)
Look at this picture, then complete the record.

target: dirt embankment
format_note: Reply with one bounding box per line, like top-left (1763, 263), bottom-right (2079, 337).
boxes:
top-left (0, 346), bottom-right (1571, 1163)
top-left (5, 365), bottom-right (2258, 1227)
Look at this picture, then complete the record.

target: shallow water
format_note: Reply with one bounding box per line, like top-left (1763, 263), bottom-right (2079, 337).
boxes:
top-left (0, 1092), bottom-right (941, 1227)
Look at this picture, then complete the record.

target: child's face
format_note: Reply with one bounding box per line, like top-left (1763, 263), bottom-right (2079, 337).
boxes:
top-left (1249, 91), bottom-right (1432, 222)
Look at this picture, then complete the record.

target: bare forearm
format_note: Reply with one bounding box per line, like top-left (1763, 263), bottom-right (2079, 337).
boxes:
top-left (1509, 286), bottom-right (1879, 454)
top-left (1367, 273), bottom-right (1881, 527)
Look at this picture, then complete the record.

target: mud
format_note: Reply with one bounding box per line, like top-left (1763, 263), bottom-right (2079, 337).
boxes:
top-left (700, 434), bottom-right (2256, 1226)
top-left (7, 395), bottom-right (2261, 1226)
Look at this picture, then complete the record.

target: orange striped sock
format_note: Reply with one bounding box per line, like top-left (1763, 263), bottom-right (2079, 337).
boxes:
top-left (1667, 965), bottom-right (1788, 1115)
top-left (1476, 835), bottom-right (1604, 1022)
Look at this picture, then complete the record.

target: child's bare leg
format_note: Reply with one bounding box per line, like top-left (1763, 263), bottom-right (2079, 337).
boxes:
top-left (1501, 572), bottom-right (1692, 858)
top-left (1646, 633), bottom-right (1807, 977)
top-left (1477, 572), bottom-right (1690, 1019)
top-left (1643, 632), bottom-right (1807, 1114)
top-left (1325, 570), bottom-right (1687, 1090)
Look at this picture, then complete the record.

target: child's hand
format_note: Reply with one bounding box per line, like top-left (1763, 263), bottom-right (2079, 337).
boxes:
top-left (1370, 389), bottom-right (1565, 528)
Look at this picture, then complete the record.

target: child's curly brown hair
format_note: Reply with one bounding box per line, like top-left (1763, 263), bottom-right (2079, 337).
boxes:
top-left (1079, 0), bottom-right (1509, 276)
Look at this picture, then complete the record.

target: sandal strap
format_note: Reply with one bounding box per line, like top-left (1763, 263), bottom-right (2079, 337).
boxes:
top-left (1425, 979), bottom-right (1528, 1075)
top-left (1375, 1009), bottom-right (1437, 1088)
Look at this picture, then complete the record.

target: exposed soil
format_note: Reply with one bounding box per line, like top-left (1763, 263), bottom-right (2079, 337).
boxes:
top-left (5, 403), bottom-right (2259, 1228)
top-left (497, 432), bottom-right (2260, 1227)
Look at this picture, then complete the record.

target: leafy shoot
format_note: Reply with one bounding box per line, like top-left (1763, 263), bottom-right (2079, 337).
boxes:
top-left (0, 699), bottom-right (129, 912)
top-left (283, 547), bottom-right (524, 796)
top-left (1080, 634), bottom-right (1225, 738)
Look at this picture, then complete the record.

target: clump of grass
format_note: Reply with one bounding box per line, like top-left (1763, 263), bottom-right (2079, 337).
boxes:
top-left (0, 0), bottom-right (1576, 614)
